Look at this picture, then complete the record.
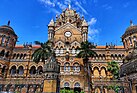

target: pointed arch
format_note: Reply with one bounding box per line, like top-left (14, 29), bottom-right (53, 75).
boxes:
top-left (0, 49), bottom-right (5, 57)
top-left (64, 62), bottom-right (70, 72)
top-left (10, 66), bottom-right (16, 75)
top-left (29, 66), bottom-right (36, 75)
top-left (37, 66), bottom-right (43, 75)
top-left (18, 66), bottom-right (24, 75)
top-left (93, 67), bottom-right (99, 77)
top-left (101, 67), bottom-right (106, 77)
top-left (5, 51), bottom-right (10, 58)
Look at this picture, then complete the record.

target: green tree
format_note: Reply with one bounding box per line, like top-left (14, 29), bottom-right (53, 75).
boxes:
top-left (107, 61), bottom-right (120, 93)
top-left (107, 61), bottom-right (119, 79)
top-left (60, 89), bottom-right (84, 93)
top-left (76, 41), bottom-right (96, 93)
top-left (32, 40), bottom-right (52, 64)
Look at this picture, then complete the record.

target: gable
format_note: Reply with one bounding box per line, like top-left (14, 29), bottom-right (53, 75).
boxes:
top-left (55, 23), bottom-right (82, 35)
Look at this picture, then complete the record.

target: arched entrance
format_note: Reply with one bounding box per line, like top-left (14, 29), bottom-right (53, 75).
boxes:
top-left (74, 82), bottom-right (81, 93)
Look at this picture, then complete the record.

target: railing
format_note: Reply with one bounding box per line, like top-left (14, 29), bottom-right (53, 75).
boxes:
top-left (93, 80), bottom-right (129, 87)
top-left (0, 78), bottom-right (43, 85)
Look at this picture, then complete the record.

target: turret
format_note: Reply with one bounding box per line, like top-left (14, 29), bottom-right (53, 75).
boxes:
top-left (0, 21), bottom-right (18, 78)
top-left (122, 20), bottom-right (137, 53)
top-left (48, 19), bottom-right (55, 41)
top-left (43, 53), bottom-right (60, 93)
top-left (82, 19), bottom-right (88, 42)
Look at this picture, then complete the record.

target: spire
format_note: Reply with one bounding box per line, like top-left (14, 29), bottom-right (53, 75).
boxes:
top-left (48, 19), bottom-right (54, 26)
top-left (7, 20), bottom-right (10, 26)
top-left (130, 20), bottom-right (134, 26)
top-left (68, 3), bottom-right (71, 9)
top-left (82, 19), bottom-right (88, 26)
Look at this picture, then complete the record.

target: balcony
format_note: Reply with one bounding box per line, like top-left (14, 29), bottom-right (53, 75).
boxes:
top-left (120, 59), bottom-right (137, 77)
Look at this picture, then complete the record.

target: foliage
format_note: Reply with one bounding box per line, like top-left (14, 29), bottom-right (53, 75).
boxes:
top-left (107, 61), bottom-right (119, 79)
top-left (107, 85), bottom-right (120, 93)
top-left (107, 61), bottom-right (121, 93)
top-left (32, 40), bottom-right (52, 64)
top-left (76, 41), bottom-right (96, 70)
top-left (76, 41), bottom-right (96, 62)
top-left (60, 89), bottom-right (84, 93)
top-left (76, 41), bottom-right (96, 93)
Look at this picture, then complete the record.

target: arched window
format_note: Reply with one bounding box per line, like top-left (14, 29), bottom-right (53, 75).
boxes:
top-left (2, 66), bottom-right (6, 74)
top-left (37, 66), bottom-right (43, 75)
top-left (12, 53), bottom-right (16, 59)
top-left (60, 47), bottom-right (64, 54)
top-left (64, 62), bottom-right (70, 72)
top-left (5, 51), bottom-right (10, 58)
top-left (72, 47), bottom-right (76, 54)
top-left (73, 63), bottom-right (80, 72)
top-left (10, 66), bottom-right (16, 75)
top-left (129, 37), bottom-right (132, 45)
top-left (74, 82), bottom-right (80, 87)
top-left (1, 35), bottom-right (5, 46)
top-left (93, 67), bottom-right (99, 77)
top-left (74, 82), bottom-right (81, 93)
top-left (20, 54), bottom-right (23, 59)
top-left (29, 66), bottom-right (36, 75)
top-left (55, 47), bottom-right (60, 54)
top-left (5, 36), bottom-right (10, 46)
top-left (18, 66), bottom-right (24, 75)
top-left (16, 53), bottom-right (20, 59)
top-left (101, 67), bottom-right (106, 77)
top-left (64, 82), bottom-right (70, 87)
top-left (23, 54), bottom-right (27, 59)
top-left (0, 50), bottom-right (5, 57)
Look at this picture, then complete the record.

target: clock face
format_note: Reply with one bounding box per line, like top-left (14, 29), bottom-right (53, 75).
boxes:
top-left (65, 31), bottom-right (72, 37)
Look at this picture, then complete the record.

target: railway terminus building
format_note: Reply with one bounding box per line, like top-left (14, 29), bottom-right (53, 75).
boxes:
top-left (0, 7), bottom-right (137, 93)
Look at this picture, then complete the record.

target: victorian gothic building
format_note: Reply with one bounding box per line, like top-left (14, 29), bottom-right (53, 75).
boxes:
top-left (0, 7), bottom-right (137, 93)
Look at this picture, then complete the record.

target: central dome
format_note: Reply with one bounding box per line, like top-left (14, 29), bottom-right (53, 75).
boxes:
top-left (0, 25), bottom-right (17, 36)
top-left (122, 25), bottom-right (137, 38)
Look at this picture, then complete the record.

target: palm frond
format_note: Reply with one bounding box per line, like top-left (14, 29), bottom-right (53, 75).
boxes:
top-left (32, 41), bottom-right (53, 64)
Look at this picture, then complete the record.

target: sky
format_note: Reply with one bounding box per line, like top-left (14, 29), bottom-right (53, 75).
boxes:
top-left (0, 0), bottom-right (137, 46)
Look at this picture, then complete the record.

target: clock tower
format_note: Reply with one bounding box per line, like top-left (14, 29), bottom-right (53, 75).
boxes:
top-left (48, 8), bottom-right (88, 92)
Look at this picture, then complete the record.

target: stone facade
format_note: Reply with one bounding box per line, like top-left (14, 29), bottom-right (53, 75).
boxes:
top-left (0, 8), bottom-right (136, 93)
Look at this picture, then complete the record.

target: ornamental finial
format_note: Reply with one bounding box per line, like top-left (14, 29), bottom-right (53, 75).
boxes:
top-left (68, 3), bottom-right (71, 9)
top-left (130, 20), bottom-right (133, 26)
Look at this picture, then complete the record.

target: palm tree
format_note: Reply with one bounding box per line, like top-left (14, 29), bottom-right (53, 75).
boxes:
top-left (76, 41), bottom-right (96, 93)
top-left (32, 40), bottom-right (52, 64)
top-left (107, 61), bottom-right (119, 79)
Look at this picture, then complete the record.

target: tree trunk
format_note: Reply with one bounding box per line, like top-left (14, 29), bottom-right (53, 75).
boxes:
top-left (87, 63), bottom-right (91, 93)
top-left (83, 58), bottom-right (91, 93)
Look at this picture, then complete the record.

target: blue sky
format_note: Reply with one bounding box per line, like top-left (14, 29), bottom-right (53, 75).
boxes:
top-left (0, 0), bottom-right (137, 45)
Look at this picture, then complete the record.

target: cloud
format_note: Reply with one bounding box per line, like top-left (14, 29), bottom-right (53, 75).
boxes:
top-left (38, 0), bottom-right (89, 15)
top-left (64, 0), bottom-right (71, 4)
top-left (102, 4), bottom-right (112, 10)
top-left (75, 1), bottom-right (88, 15)
top-left (57, 2), bottom-right (67, 9)
top-left (123, 2), bottom-right (129, 8)
top-left (88, 18), bottom-right (97, 26)
top-left (88, 17), bottom-right (99, 42)
top-left (39, 0), bottom-right (55, 7)
top-left (88, 28), bottom-right (99, 41)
